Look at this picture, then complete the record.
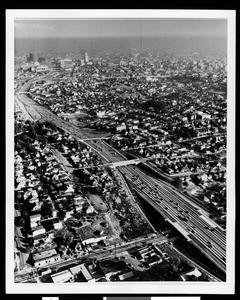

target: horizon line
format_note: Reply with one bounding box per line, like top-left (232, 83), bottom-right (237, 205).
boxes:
top-left (15, 34), bottom-right (227, 39)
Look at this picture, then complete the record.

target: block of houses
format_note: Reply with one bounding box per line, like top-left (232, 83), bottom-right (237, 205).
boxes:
top-left (33, 249), bottom-right (61, 268)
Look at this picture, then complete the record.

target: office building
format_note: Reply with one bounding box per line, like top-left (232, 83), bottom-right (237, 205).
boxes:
top-left (84, 52), bottom-right (89, 63)
top-left (60, 59), bottom-right (74, 70)
top-left (27, 53), bottom-right (38, 63)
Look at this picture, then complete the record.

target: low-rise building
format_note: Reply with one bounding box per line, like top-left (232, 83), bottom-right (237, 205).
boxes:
top-left (51, 269), bottom-right (73, 283)
top-left (33, 248), bottom-right (61, 268)
top-left (70, 263), bottom-right (95, 282)
top-left (32, 225), bottom-right (46, 237)
top-left (179, 267), bottom-right (202, 281)
top-left (118, 271), bottom-right (134, 281)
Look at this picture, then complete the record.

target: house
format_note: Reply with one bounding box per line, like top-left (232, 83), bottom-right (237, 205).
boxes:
top-left (30, 213), bottom-right (41, 227)
top-left (41, 268), bottom-right (52, 276)
top-left (51, 269), bottom-right (73, 283)
top-left (116, 124), bottom-right (126, 132)
top-left (30, 214), bottom-right (41, 224)
top-left (32, 225), bottom-right (46, 237)
top-left (196, 110), bottom-right (211, 120)
top-left (64, 184), bottom-right (75, 195)
top-left (52, 209), bottom-right (58, 218)
top-left (33, 233), bottom-right (46, 245)
top-left (74, 195), bottom-right (86, 210)
top-left (31, 201), bottom-right (41, 212)
top-left (53, 221), bottom-right (63, 230)
top-left (33, 249), bottom-right (61, 268)
top-left (86, 205), bottom-right (95, 214)
top-left (64, 210), bottom-right (74, 221)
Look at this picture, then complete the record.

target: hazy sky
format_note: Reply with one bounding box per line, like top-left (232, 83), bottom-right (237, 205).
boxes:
top-left (14, 19), bottom-right (227, 38)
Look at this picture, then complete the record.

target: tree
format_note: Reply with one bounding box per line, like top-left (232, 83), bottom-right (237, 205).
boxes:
top-left (54, 228), bottom-right (74, 246)
top-left (190, 174), bottom-right (201, 185)
top-left (41, 203), bottom-right (53, 218)
top-left (19, 217), bottom-right (26, 228)
top-left (40, 274), bottom-right (53, 283)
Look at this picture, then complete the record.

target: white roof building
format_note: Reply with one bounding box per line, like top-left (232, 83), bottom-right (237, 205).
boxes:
top-left (51, 269), bottom-right (73, 283)
top-left (180, 267), bottom-right (202, 281)
top-left (70, 264), bottom-right (95, 282)
top-left (54, 222), bottom-right (63, 230)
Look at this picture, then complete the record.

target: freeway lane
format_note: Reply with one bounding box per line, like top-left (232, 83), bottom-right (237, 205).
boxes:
top-left (15, 78), bottom-right (226, 275)
top-left (120, 166), bottom-right (226, 273)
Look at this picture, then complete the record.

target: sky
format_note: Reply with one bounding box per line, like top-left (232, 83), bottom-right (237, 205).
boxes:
top-left (14, 19), bottom-right (227, 39)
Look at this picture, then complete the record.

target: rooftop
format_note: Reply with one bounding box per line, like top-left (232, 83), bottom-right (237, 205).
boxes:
top-left (33, 248), bottom-right (58, 262)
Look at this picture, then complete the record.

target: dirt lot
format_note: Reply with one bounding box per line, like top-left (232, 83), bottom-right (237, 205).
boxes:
top-left (88, 193), bottom-right (108, 212)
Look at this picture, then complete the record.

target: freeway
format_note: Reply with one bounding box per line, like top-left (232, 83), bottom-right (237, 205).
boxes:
top-left (121, 166), bottom-right (226, 272)
top-left (86, 140), bottom-right (226, 274)
top-left (15, 77), bottom-right (226, 275)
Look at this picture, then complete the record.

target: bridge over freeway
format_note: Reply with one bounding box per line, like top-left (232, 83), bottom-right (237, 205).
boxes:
top-left (74, 157), bottom-right (155, 170)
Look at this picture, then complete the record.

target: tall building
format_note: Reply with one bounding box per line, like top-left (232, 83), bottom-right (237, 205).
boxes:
top-left (60, 58), bottom-right (73, 70)
top-left (27, 53), bottom-right (38, 62)
top-left (31, 53), bottom-right (38, 62)
top-left (84, 52), bottom-right (89, 63)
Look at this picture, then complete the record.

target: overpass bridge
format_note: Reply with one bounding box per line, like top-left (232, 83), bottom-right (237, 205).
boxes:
top-left (102, 157), bottom-right (154, 168)
top-left (74, 157), bottom-right (154, 170)
top-left (79, 136), bottom-right (111, 142)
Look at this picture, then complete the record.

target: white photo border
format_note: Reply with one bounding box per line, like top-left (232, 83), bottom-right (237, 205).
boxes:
top-left (6, 9), bottom-right (236, 294)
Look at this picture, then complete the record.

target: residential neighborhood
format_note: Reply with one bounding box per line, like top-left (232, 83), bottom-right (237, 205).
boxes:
top-left (12, 16), bottom-right (230, 285)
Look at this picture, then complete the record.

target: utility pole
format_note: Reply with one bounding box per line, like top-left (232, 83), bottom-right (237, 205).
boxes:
top-left (114, 241), bottom-right (117, 258)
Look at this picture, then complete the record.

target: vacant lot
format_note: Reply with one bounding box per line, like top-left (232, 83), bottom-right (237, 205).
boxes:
top-left (88, 193), bottom-right (108, 212)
